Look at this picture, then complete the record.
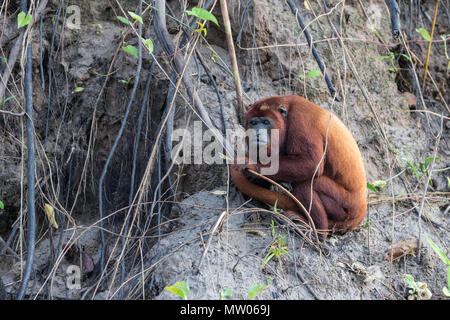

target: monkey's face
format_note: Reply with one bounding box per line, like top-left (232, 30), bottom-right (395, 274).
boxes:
top-left (245, 101), bottom-right (289, 154)
top-left (247, 116), bottom-right (274, 148)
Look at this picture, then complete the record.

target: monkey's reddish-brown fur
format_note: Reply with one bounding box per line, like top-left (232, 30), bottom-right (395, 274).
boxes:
top-left (230, 95), bottom-right (367, 234)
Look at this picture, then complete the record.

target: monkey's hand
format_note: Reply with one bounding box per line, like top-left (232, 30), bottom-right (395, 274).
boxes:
top-left (231, 156), bottom-right (261, 177)
top-left (231, 155), bottom-right (249, 172)
top-left (244, 163), bottom-right (261, 174)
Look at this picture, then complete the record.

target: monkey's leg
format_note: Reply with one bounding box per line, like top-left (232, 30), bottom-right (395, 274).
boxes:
top-left (289, 181), bottom-right (330, 233)
top-left (311, 176), bottom-right (350, 221)
top-left (312, 176), bottom-right (366, 230)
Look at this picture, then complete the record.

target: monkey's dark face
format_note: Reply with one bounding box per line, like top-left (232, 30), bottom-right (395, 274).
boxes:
top-left (245, 101), bottom-right (289, 152)
top-left (248, 116), bottom-right (275, 148)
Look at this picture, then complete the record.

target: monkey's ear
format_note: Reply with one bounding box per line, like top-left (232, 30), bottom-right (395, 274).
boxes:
top-left (278, 105), bottom-right (288, 117)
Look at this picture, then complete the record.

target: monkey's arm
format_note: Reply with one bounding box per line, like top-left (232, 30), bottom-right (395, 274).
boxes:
top-left (230, 165), bottom-right (299, 211)
top-left (259, 154), bottom-right (324, 183)
top-left (259, 123), bottom-right (326, 183)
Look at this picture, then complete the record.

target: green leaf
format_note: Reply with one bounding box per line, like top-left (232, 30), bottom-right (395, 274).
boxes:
top-left (122, 45), bottom-right (138, 58)
top-left (366, 182), bottom-right (377, 193)
top-left (399, 53), bottom-right (412, 62)
top-left (117, 16), bottom-right (130, 25)
top-left (248, 283), bottom-right (268, 300)
top-left (443, 286), bottom-right (450, 297)
top-left (447, 266), bottom-right (450, 296)
top-left (164, 281), bottom-right (189, 300)
top-left (371, 180), bottom-right (387, 189)
top-left (185, 7), bottom-right (219, 26)
top-left (220, 287), bottom-right (232, 299)
top-left (1, 57), bottom-right (7, 64)
top-left (72, 87), bottom-right (84, 93)
top-left (0, 200), bottom-right (4, 210)
top-left (298, 69), bottom-right (321, 80)
top-left (260, 252), bottom-right (275, 271)
top-left (447, 177), bottom-right (450, 189)
top-left (424, 157), bottom-right (441, 167)
top-left (17, 11), bottom-right (32, 29)
top-left (128, 11), bottom-right (143, 24)
top-left (424, 234), bottom-right (450, 265)
top-left (416, 28), bottom-right (431, 41)
top-left (402, 274), bottom-right (416, 288)
top-left (272, 199), bottom-right (282, 213)
top-left (378, 55), bottom-right (390, 61)
top-left (306, 69), bottom-right (321, 79)
top-left (143, 38), bottom-right (154, 54)
top-left (402, 157), bottom-right (420, 181)
top-left (2, 95), bottom-right (15, 104)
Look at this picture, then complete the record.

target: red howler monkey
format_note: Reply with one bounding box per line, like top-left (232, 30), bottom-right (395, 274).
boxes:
top-left (230, 95), bottom-right (367, 235)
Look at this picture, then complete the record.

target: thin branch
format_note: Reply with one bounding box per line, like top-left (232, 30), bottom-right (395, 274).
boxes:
top-left (385, 0), bottom-right (401, 39)
top-left (422, 0), bottom-right (440, 91)
top-left (219, 0), bottom-right (246, 122)
top-left (17, 0), bottom-right (36, 301)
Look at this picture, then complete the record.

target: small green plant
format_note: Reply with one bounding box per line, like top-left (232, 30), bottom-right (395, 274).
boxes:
top-left (402, 156), bottom-right (441, 186)
top-left (72, 86), bottom-right (84, 94)
top-left (220, 287), bottom-right (232, 300)
top-left (271, 199), bottom-right (283, 213)
top-left (419, 157), bottom-right (441, 185)
top-left (117, 76), bottom-right (134, 86)
top-left (441, 34), bottom-right (450, 72)
top-left (260, 220), bottom-right (291, 272)
top-left (117, 16), bottom-right (130, 25)
top-left (378, 51), bottom-right (411, 72)
top-left (248, 278), bottom-right (272, 300)
top-left (424, 234), bottom-right (450, 297)
top-left (17, 11), bottom-right (32, 29)
top-left (402, 274), bottom-right (432, 300)
top-left (142, 38), bottom-right (154, 54)
top-left (185, 7), bottom-right (219, 26)
top-left (0, 200), bottom-right (4, 210)
top-left (367, 180), bottom-right (387, 193)
top-left (164, 281), bottom-right (189, 300)
top-left (1, 95), bottom-right (15, 105)
top-left (297, 69), bottom-right (321, 80)
top-left (127, 11), bottom-right (143, 24)
top-left (416, 27), bottom-right (431, 41)
top-left (194, 21), bottom-right (208, 36)
top-left (122, 44), bottom-right (138, 58)
top-left (206, 45), bottom-right (219, 63)
top-left (185, 6), bottom-right (220, 37)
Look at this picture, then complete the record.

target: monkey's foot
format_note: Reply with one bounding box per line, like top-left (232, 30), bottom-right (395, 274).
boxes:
top-left (283, 210), bottom-right (306, 223)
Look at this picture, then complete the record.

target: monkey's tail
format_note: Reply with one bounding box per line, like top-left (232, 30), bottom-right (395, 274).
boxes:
top-left (230, 165), bottom-right (299, 212)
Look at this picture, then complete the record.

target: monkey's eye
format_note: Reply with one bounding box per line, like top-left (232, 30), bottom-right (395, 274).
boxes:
top-left (278, 105), bottom-right (288, 117)
top-left (250, 120), bottom-right (258, 126)
top-left (263, 119), bottom-right (270, 125)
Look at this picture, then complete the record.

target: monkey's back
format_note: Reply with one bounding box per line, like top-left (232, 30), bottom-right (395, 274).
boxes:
top-left (289, 96), bottom-right (367, 229)
top-left (289, 96), bottom-right (366, 191)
